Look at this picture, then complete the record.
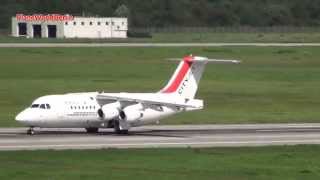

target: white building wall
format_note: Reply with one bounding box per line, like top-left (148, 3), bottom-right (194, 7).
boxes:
top-left (12, 20), bottom-right (64, 38)
top-left (63, 17), bottom-right (127, 38)
top-left (12, 16), bottom-right (128, 39)
top-left (11, 17), bottom-right (18, 37)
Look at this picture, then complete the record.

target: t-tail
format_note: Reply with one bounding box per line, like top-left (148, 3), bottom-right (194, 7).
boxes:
top-left (160, 55), bottom-right (240, 99)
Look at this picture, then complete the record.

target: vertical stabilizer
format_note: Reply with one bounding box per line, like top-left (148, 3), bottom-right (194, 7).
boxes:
top-left (160, 55), bottom-right (208, 99)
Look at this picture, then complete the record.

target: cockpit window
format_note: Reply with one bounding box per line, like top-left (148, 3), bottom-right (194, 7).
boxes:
top-left (31, 104), bottom-right (39, 108)
top-left (40, 104), bottom-right (46, 109)
top-left (30, 103), bottom-right (51, 109)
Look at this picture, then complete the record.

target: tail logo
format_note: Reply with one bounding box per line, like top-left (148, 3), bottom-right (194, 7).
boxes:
top-left (178, 73), bottom-right (190, 95)
top-left (162, 55), bottom-right (194, 93)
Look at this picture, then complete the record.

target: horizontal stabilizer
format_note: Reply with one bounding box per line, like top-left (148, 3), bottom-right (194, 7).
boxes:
top-left (206, 59), bottom-right (241, 64)
top-left (167, 58), bottom-right (240, 64)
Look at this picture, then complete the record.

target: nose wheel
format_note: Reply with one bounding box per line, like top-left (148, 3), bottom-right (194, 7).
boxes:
top-left (27, 127), bottom-right (35, 135)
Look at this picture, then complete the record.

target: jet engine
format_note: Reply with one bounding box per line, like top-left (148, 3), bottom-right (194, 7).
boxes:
top-left (119, 104), bottom-right (144, 122)
top-left (98, 102), bottom-right (121, 121)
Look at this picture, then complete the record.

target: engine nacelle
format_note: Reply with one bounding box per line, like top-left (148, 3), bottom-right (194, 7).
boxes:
top-left (98, 102), bottom-right (121, 121)
top-left (119, 104), bottom-right (143, 122)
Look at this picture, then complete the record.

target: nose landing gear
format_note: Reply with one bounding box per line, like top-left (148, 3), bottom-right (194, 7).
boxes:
top-left (27, 127), bottom-right (35, 135)
top-left (85, 127), bottom-right (99, 133)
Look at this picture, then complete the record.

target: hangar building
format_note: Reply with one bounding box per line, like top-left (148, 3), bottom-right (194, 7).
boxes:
top-left (11, 14), bottom-right (128, 38)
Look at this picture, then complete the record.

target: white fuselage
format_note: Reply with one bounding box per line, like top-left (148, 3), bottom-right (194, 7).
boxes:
top-left (15, 92), bottom-right (182, 128)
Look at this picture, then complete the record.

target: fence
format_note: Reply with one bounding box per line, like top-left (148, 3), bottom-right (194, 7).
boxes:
top-left (2, 26), bottom-right (320, 38)
top-left (130, 26), bottom-right (320, 33)
top-left (0, 29), bottom-right (9, 36)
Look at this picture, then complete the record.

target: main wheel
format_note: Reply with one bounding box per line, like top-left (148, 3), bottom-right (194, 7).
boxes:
top-left (115, 129), bottom-right (129, 135)
top-left (85, 127), bottom-right (99, 133)
top-left (114, 121), bottom-right (129, 135)
top-left (27, 127), bottom-right (35, 135)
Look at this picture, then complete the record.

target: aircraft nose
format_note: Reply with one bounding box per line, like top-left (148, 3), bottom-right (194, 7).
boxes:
top-left (15, 111), bottom-right (27, 122)
top-left (15, 109), bottom-right (34, 124)
top-left (15, 109), bottom-right (41, 126)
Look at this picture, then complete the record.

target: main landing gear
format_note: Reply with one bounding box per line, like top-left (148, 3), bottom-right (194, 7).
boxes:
top-left (27, 127), bottom-right (35, 135)
top-left (114, 121), bottom-right (129, 135)
top-left (115, 128), bottom-right (129, 135)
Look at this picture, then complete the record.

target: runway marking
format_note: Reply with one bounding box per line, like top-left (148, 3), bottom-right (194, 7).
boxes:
top-left (255, 128), bottom-right (320, 132)
top-left (2, 139), bottom-right (320, 150)
top-left (1, 133), bottom-right (320, 144)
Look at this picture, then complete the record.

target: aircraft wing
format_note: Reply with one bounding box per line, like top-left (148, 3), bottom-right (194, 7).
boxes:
top-left (96, 93), bottom-right (203, 109)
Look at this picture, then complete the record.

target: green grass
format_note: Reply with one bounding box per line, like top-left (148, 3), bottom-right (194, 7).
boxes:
top-left (0, 46), bottom-right (320, 126)
top-left (1, 145), bottom-right (320, 180)
top-left (2, 32), bottom-right (320, 43)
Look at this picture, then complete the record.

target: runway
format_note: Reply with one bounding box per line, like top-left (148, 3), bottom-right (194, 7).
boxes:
top-left (1, 123), bottom-right (320, 150)
top-left (1, 43), bottom-right (320, 48)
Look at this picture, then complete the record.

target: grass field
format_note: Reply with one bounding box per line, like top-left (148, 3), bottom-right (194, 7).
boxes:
top-left (0, 145), bottom-right (320, 180)
top-left (0, 46), bottom-right (319, 126)
top-left (1, 32), bottom-right (320, 43)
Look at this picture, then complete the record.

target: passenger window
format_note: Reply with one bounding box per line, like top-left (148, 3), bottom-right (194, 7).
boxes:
top-left (46, 104), bottom-right (51, 109)
top-left (40, 104), bottom-right (46, 109)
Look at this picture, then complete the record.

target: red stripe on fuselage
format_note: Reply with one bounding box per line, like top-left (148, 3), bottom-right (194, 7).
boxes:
top-left (162, 56), bottom-right (193, 93)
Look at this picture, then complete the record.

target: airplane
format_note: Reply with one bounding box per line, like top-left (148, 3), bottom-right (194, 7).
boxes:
top-left (15, 55), bottom-right (240, 135)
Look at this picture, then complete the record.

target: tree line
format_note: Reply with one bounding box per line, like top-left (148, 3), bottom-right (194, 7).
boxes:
top-left (1, 0), bottom-right (320, 29)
